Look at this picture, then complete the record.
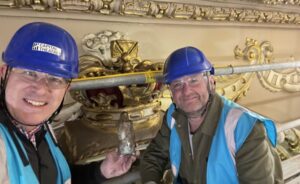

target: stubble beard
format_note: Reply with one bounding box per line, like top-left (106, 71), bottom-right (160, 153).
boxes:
top-left (182, 95), bottom-right (210, 119)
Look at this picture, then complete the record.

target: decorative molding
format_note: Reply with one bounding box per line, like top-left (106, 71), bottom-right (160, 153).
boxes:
top-left (215, 37), bottom-right (300, 101)
top-left (234, 38), bottom-right (300, 92)
top-left (1, 0), bottom-right (300, 27)
top-left (263, 0), bottom-right (300, 6)
top-left (277, 128), bottom-right (300, 161)
top-left (215, 72), bottom-right (254, 101)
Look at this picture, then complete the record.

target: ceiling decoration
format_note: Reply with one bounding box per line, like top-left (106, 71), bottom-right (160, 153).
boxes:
top-left (1, 0), bottom-right (300, 26)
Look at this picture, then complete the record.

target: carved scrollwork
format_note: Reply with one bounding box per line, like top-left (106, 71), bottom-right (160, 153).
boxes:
top-left (81, 30), bottom-right (125, 67)
top-left (215, 73), bottom-right (253, 102)
top-left (234, 38), bottom-right (300, 92)
top-left (284, 128), bottom-right (300, 154)
top-left (215, 37), bottom-right (300, 101)
top-left (234, 38), bottom-right (273, 64)
top-left (214, 40), bottom-right (259, 101)
top-left (276, 128), bottom-right (300, 161)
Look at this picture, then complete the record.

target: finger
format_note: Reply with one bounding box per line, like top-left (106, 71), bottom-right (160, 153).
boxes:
top-left (135, 150), bottom-right (141, 157)
top-left (131, 156), bottom-right (137, 162)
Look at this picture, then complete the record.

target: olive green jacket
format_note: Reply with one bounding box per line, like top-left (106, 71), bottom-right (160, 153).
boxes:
top-left (140, 94), bottom-right (283, 184)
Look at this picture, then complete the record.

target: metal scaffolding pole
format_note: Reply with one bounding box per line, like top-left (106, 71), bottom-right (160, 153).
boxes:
top-left (214, 61), bottom-right (300, 76)
top-left (70, 71), bottom-right (163, 90)
top-left (70, 61), bottom-right (300, 90)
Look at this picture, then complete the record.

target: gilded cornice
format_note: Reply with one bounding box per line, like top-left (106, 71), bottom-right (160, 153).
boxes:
top-left (263, 0), bottom-right (300, 6)
top-left (1, 0), bottom-right (300, 26)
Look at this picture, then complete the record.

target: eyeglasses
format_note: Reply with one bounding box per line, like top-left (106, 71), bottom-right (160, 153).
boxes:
top-left (11, 68), bottom-right (71, 89)
top-left (169, 73), bottom-right (207, 92)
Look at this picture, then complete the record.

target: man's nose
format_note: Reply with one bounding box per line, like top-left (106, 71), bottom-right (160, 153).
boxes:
top-left (181, 82), bottom-right (192, 95)
top-left (34, 77), bottom-right (51, 90)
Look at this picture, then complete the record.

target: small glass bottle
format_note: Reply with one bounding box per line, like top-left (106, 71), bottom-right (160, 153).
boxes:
top-left (118, 112), bottom-right (135, 155)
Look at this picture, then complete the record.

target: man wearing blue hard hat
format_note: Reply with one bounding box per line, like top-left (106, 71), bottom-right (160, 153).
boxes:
top-left (0, 22), bottom-right (135, 184)
top-left (140, 46), bottom-right (283, 183)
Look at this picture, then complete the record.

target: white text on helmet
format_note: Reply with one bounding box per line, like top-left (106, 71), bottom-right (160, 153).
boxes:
top-left (32, 42), bottom-right (62, 57)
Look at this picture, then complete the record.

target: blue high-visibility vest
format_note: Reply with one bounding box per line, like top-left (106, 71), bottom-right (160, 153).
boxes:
top-left (0, 123), bottom-right (71, 184)
top-left (167, 96), bottom-right (277, 184)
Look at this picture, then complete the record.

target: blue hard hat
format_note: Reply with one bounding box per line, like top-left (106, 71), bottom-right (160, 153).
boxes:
top-left (2, 22), bottom-right (78, 79)
top-left (163, 46), bottom-right (214, 84)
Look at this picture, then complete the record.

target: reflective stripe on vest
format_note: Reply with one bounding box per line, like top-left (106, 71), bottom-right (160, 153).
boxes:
top-left (0, 133), bottom-right (9, 184)
top-left (0, 123), bottom-right (71, 184)
top-left (166, 96), bottom-right (277, 184)
top-left (224, 108), bottom-right (244, 166)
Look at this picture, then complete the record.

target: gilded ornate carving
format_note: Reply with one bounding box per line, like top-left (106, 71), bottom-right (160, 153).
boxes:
top-left (284, 128), bottom-right (300, 154)
top-left (276, 144), bottom-right (291, 161)
top-left (276, 128), bottom-right (300, 161)
top-left (60, 30), bottom-right (164, 164)
top-left (81, 30), bottom-right (124, 67)
top-left (214, 39), bottom-right (259, 101)
top-left (215, 38), bottom-right (300, 101)
top-left (215, 73), bottom-right (254, 101)
top-left (263, 0), bottom-right (300, 6)
top-left (2, 0), bottom-right (300, 26)
top-left (72, 31), bottom-right (164, 110)
top-left (234, 38), bottom-right (300, 92)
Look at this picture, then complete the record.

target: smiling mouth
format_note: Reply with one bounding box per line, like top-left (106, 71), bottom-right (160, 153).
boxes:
top-left (24, 99), bottom-right (47, 106)
top-left (183, 96), bottom-right (198, 102)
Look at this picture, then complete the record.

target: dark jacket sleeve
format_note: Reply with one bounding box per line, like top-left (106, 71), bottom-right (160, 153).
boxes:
top-left (70, 162), bottom-right (107, 184)
top-left (236, 122), bottom-right (283, 184)
top-left (140, 114), bottom-right (171, 183)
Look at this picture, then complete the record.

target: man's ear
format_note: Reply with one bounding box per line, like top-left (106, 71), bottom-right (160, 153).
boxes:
top-left (0, 64), bottom-right (8, 78)
top-left (208, 76), bottom-right (216, 92)
top-left (66, 82), bottom-right (71, 92)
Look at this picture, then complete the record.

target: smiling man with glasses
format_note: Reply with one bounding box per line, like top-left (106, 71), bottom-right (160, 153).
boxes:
top-left (0, 22), bottom-right (135, 184)
top-left (3, 67), bottom-right (72, 133)
top-left (140, 46), bottom-right (283, 184)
